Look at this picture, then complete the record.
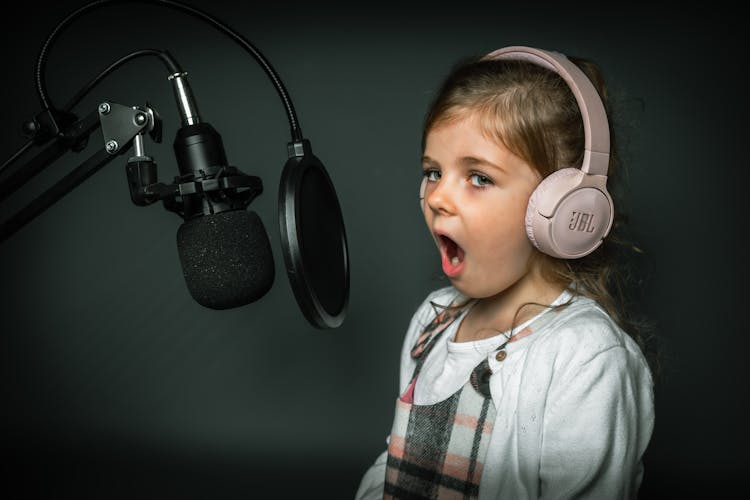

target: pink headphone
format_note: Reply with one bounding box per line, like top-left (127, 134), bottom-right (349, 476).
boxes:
top-left (420, 46), bottom-right (614, 259)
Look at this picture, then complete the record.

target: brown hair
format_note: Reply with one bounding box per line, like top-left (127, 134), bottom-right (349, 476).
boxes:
top-left (423, 54), bottom-right (657, 374)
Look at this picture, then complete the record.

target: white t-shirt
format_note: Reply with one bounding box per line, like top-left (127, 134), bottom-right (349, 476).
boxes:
top-left (356, 286), bottom-right (655, 500)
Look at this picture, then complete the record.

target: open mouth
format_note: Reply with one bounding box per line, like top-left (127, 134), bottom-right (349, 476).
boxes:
top-left (437, 234), bottom-right (465, 277)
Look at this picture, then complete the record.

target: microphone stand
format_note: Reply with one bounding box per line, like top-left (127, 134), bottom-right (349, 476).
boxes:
top-left (0, 99), bottom-right (265, 244)
top-left (0, 102), bottom-right (155, 243)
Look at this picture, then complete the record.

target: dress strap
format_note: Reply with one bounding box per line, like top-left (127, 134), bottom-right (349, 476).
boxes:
top-left (410, 299), bottom-right (472, 359)
top-left (404, 299), bottom-right (473, 392)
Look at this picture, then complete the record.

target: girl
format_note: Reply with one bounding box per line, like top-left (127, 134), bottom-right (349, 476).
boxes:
top-left (355, 46), bottom-right (655, 499)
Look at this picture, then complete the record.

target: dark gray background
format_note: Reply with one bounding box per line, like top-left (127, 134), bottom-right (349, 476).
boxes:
top-left (1, 1), bottom-right (745, 498)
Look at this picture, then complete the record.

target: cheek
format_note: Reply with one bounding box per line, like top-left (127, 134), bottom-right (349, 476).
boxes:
top-left (471, 213), bottom-right (531, 261)
top-left (483, 221), bottom-right (533, 259)
top-left (478, 195), bottom-right (530, 238)
top-left (476, 219), bottom-right (535, 283)
top-left (471, 197), bottom-right (535, 261)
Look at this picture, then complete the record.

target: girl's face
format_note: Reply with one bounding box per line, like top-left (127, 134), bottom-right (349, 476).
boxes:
top-left (422, 113), bottom-right (543, 300)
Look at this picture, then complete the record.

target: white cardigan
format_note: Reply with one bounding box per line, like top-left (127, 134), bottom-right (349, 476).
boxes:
top-left (356, 286), bottom-right (654, 500)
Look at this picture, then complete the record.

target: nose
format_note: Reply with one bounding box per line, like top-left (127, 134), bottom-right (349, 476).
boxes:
top-left (425, 177), bottom-right (457, 215)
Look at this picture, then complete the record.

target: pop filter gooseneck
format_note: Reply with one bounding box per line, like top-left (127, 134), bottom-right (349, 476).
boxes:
top-left (33, 0), bottom-right (349, 328)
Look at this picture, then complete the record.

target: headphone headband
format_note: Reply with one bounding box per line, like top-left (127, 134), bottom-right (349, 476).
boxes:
top-left (483, 46), bottom-right (610, 176)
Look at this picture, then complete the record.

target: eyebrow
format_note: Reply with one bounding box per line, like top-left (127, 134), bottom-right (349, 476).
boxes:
top-left (422, 155), bottom-right (507, 174)
top-left (460, 156), bottom-right (508, 174)
top-left (421, 156), bottom-right (439, 167)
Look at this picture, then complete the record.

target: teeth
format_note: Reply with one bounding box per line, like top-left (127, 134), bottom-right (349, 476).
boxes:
top-left (451, 256), bottom-right (460, 266)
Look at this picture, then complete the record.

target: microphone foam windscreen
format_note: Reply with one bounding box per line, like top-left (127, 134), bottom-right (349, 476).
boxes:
top-left (177, 210), bottom-right (275, 309)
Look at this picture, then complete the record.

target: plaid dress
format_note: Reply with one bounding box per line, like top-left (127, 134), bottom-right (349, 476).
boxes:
top-left (384, 303), bottom-right (495, 499)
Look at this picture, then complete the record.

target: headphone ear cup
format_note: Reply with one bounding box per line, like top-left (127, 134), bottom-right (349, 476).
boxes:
top-left (526, 168), bottom-right (613, 259)
top-left (419, 177), bottom-right (427, 213)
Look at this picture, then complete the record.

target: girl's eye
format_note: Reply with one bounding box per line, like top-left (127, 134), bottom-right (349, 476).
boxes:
top-left (424, 169), bottom-right (441, 182)
top-left (469, 173), bottom-right (492, 187)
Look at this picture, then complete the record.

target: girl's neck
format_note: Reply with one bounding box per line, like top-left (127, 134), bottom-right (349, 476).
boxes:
top-left (454, 274), bottom-right (565, 343)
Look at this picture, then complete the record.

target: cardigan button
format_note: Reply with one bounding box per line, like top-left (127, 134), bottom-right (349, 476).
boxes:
top-left (495, 350), bottom-right (507, 361)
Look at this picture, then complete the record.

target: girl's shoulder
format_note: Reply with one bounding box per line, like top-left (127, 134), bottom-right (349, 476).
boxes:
top-left (533, 294), bottom-right (650, 372)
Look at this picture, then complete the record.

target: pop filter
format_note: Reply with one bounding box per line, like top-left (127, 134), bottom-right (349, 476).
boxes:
top-left (279, 140), bottom-right (349, 329)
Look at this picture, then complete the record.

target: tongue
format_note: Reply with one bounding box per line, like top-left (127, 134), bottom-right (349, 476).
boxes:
top-left (441, 237), bottom-right (465, 276)
top-left (449, 244), bottom-right (465, 266)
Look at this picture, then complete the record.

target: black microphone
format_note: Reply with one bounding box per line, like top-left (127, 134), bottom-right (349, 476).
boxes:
top-left (177, 208), bottom-right (274, 310)
top-left (168, 72), bottom-right (274, 309)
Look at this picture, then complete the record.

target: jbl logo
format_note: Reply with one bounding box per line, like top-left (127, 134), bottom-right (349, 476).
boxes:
top-left (569, 211), bottom-right (596, 232)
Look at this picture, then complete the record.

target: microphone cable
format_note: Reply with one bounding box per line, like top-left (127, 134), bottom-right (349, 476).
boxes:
top-left (1, 49), bottom-right (180, 177)
top-left (61, 48), bottom-right (182, 112)
top-left (33, 0), bottom-right (304, 142)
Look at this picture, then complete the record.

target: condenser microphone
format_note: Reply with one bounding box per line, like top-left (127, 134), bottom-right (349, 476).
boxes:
top-left (177, 209), bottom-right (274, 309)
top-left (168, 72), bottom-right (274, 309)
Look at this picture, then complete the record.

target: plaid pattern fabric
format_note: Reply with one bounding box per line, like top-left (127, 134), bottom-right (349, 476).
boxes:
top-left (410, 302), bottom-right (469, 360)
top-left (385, 303), bottom-right (495, 499)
